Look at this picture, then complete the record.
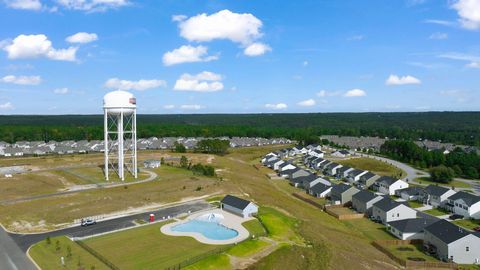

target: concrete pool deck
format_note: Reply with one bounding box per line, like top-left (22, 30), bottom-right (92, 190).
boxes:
top-left (160, 208), bottom-right (252, 245)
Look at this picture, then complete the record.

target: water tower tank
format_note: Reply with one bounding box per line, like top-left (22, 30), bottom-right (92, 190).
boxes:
top-left (103, 90), bottom-right (136, 114)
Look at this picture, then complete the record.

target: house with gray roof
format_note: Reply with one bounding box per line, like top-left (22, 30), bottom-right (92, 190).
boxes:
top-left (221, 195), bottom-right (258, 218)
top-left (307, 182), bottom-right (332, 198)
top-left (387, 218), bottom-right (438, 240)
top-left (331, 149), bottom-right (351, 157)
top-left (324, 162), bottom-right (342, 176)
top-left (422, 185), bottom-right (456, 208)
top-left (284, 168), bottom-right (310, 180)
top-left (446, 191), bottom-right (480, 219)
top-left (423, 219), bottom-right (480, 264)
top-left (346, 169), bottom-right (368, 183)
top-left (376, 176), bottom-right (408, 195)
top-left (371, 197), bottom-right (417, 224)
top-left (356, 172), bottom-right (380, 189)
top-left (351, 190), bottom-right (383, 216)
top-left (396, 187), bottom-right (425, 201)
top-left (335, 166), bottom-right (354, 179)
top-left (329, 183), bottom-right (359, 205)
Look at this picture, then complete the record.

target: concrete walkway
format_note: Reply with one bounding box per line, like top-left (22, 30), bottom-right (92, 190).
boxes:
top-left (0, 227), bottom-right (36, 270)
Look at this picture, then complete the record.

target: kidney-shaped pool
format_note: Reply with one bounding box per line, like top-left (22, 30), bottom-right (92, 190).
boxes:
top-left (171, 219), bottom-right (239, 240)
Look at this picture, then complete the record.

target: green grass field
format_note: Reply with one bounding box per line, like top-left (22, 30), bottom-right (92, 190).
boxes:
top-left (423, 208), bottom-right (450, 216)
top-left (29, 236), bottom-right (108, 270)
top-left (342, 218), bottom-right (396, 241)
top-left (227, 239), bottom-right (271, 257)
top-left (242, 219), bottom-right (267, 238)
top-left (407, 200), bottom-right (424, 209)
top-left (183, 254), bottom-right (231, 270)
top-left (84, 222), bottom-right (225, 270)
top-left (453, 219), bottom-right (480, 230)
top-left (385, 243), bottom-right (439, 262)
top-left (337, 157), bottom-right (406, 178)
top-left (416, 177), bottom-right (471, 188)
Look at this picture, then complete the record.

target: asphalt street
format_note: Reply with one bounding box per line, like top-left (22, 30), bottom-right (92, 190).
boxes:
top-left (1, 200), bottom-right (211, 270)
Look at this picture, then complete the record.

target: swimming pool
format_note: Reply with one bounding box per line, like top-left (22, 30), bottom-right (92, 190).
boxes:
top-left (171, 219), bottom-right (239, 240)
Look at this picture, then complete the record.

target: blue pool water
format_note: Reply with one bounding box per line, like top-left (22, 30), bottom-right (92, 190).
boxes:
top-left (172, 220), bottom-right (239, 240)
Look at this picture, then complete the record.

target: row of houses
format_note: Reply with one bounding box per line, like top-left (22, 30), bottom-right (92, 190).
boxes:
top-left (262, 146), bottom-right (480, 264)
top-left (0, 137), bottom-right (291, 157)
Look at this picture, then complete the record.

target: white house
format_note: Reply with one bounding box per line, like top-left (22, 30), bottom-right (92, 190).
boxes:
top-left (331, 150), bottom-right (351, 158)
top-left (308, 149), bottom-right (324, 158)
top-left (372, 198), bottom-right (417, 224)
top-left (387, 218), bottom-right (437, 240)
top-left (376, 176), bottom-right (408, 196)
top-left (446, 192), bottom-right (480, 219)
top-left (221, 195), bottom-right (258, 218)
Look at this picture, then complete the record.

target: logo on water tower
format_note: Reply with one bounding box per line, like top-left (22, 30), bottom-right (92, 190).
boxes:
top-left (129, 98), bottom-right (136, 105)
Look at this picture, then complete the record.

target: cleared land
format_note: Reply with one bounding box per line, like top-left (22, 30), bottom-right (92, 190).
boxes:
top-left (337, 157), bottom-right (406, 178)
top-left (416, 177), bottom-right (471, 188)
top-left (29, 236), bottom-right (108, 270)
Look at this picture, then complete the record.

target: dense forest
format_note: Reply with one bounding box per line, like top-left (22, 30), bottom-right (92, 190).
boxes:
top-left (0, 112), bottom-right (479, 146)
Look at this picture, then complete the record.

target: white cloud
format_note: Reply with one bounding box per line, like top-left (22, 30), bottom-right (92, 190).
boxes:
top-left (0, 102), bottom-right (14, 110)
top-left (424, 19), bottom-right (455, 26)
top-left (172, 14), bottom-right (187, 22)
top-left (244, 42), bottom-right (271, 56)
top-left (429, 32), bottom-right (448, 40)
top-left (53, 87), bottom-right (69, 94)
top-left (452, 0), bottom-right (480, 30)
top-left (178, 9), bottom-right (263, 45)
top-left (4, 0), bottom-right (41, 10)
top-left (265, 103), bottom-right (287, 110)
top-left (467, 62), bottom-right (480, 68)
top-left (1, 75), bottom-right (41, 85)
top-left (66, 32), bottom-right (98, 44)
top-left (347, 35), bottom-right (365, 41)
top-left (438, 52), bottom-right (480, 68)
top-left (302, 61), bottom-right (308, 67)
top-left (162, 45), bottom-right (218, 66)
top-left (297, 99), bottom-right (316, 107)
top-left (104, 78), bottom-right (166, 91)
top-left (180, 104), bottom-right (204, 110)
top-left (317, 90), bottom-right (342, 97)
top-left (163, 104), bottom-right (175, 109)
top-left (3, 34), bottom-right (77, 61)
top-left (385, 74), bottom-right (421, 85)
top-left (343, 89), bottom-right (366, 97)
top-left (55, 0), bottom-right (129, 12)
top-left (174, 71), bottom-right (224, 92)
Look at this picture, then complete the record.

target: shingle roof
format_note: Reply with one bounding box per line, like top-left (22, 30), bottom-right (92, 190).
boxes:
top-left (352, 190), bottom-right (380, 203)
top-left (424, 219), bottom-right (470, 244)
top-left (376, 176), bottom-right (398, 186)
top-left (348, 169), bottom-right (366, 177)
top-left (309, 182), bottom-right (331, 194)
top-left (388, 218), bottom-right (438, 233)
top-left (373, 197), bottom-right (407, 212)
top-left (221, 195), bottom-right (252, 210)
top-left (331, 183), bottom-right (353, 195)
top-left (423, 185), bottom-right (452, 197)
top-left (398, 187), bottom-right (424, 196)
top-left (337, 166), bottom-right (352, 173)
top-left (360, 172), bottom-right (376, 180)
top-left (291, 174), bottom-right (316, 184)
top-left (326, 162), bottom-right (341, 170)
top-left (447, 191), bottom-right (480, 207)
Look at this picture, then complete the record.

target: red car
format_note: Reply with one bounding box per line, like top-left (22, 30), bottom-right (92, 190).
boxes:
top-left (473, 227), bottom-right (480, 232)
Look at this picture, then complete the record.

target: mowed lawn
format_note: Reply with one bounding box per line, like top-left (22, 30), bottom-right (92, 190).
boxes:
top-left (29, 236), bottom-right (109, 270)
top-left (338, 157), bottom-right (405, 178)
top-left (84, 222), bottom-right (226, 270)
top-left (416, 177), bottom-right (471, 188)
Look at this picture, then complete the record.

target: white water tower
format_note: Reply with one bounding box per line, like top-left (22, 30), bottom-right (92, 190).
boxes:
top-left (103, 90), bottom-right (137, 181)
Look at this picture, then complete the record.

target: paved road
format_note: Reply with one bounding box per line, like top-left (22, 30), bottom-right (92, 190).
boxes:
top-left (9, 200), bottom-right (212, 252)
top-left (0, 168), bottom-right (158, 205)
top-left (0, 227), bottom-right (37, 270)
top-left (356, 153), bottom-right (429, 181)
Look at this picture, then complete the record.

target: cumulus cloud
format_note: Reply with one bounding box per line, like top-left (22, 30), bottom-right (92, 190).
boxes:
top-left (163, 104), bottom-right (175, 109)
top-left (162, 45), bottom-right (218, 66)
top-left (2, 34), bottom-right (77, 61)
top-left (176, 9), bottom-right (270, 56)
top-left (174, 71), bottom-right (224, 92)
top-left (317, 90), bottom-right (342, 97)
top-left (297, 99), bottom-right (316, 107)
top-left (343, 89), bottom-right (366, 97)
top-left (429, 32), bottom-right (448, 40)
top-left (0, 102), bottom-right (14, 110)
top-left (452, 0), bottom-right (480, 30)
top-left (180, 104), bottom-right (204, 110)
top-left (66, 32), bottom-right (98, 44)
top-left (244, 42), bottom-right (271, 56)
top-left (385, 75), bottom-right (421, 85)
top-left (4, 0), bottom-right (41, 10)
top-left (53, 87), bottom-right (69, 94)
top-left (1, 75), bottom-right (41, 85)
top-left (104, 78), bottom-right (167, 91)
top-left (265, 103), bottom-right (287, 110)
top-left (55, 0), bottom-right (129, 12)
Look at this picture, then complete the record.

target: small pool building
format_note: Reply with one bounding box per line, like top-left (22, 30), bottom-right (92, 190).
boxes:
top-left (220, 195), bottom-right (258, 218)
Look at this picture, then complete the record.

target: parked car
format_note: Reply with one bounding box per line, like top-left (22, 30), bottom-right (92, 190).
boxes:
top-left (81, 218), bottom-right (96, 227)
top-left (449, 214), bottom-right (463, 220)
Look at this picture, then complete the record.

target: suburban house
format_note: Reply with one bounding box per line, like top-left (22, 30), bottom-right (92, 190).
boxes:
top-left (346, 169), bottom-right (368, 183)
top-left (356, 172), bottom-right (379, 189)
top-left (261, 152), bottom-right (277, 163)
top-left (287, 169), bottom-right (312, 181)
top-left (221, 195), bottom-right (259, 218)
top-left (290, 174), bottom-right (317, 188)
top-left (309, 149), bottom-right (324, 158)
top-left (329, 184), bottom-right (360, 205)
top-left (301, 175), bottom-right (330, 189)
top-left (324, 162), bottom-right (343, 176)
top-left (143, 160), bottom-right (161, 168)
top-left (335, 166), bottom-right (354, 179)
top-left (376, 176), bottom-right (408, 195)
top-left (318, 160), bottom-right (332, 171)
top-left (272, 160), bottom-right (285, 171)
top-left (351, 190), bottom-right (384, 216)
top-left (371, 197), bottom-right (417, 224)
top-left (387, 218), bottom-right (438, 240)
top-left (445, 192), bottom-right (480, 219)
top-left (307, 182), bottom-right (332, 198)
top-left (278, 162), bottom-right (296, 172)
top-left (396, 187), bottom-right (425, 201)
top-left (331, 149), bottom-right (351, 158)
top-left (422, 185), bottom-right (457, 208)
top-left (423, 220), bottom-right (480, 264)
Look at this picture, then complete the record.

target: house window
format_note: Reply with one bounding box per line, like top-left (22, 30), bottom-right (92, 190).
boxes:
top-left (397, 213), bottom-right (400, 217)
top-left (466, 247), bottom-right (469, 252)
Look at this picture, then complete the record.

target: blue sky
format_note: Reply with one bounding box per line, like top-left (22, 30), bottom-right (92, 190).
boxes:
top-left (0, 0), bottom-right (479, 114)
